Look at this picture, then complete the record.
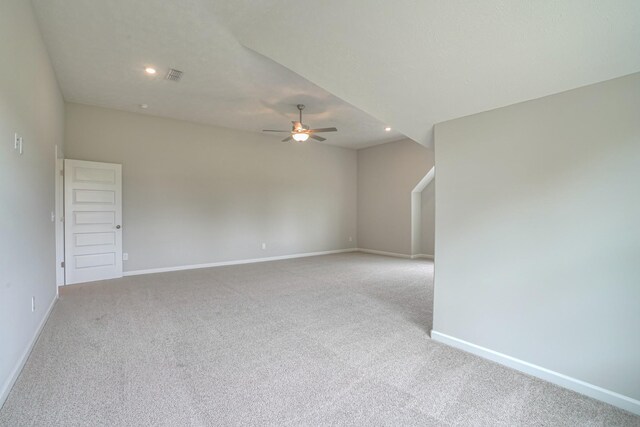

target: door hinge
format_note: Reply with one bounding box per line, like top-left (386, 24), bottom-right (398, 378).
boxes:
top-left (60, 261), bottom-right (65, 268)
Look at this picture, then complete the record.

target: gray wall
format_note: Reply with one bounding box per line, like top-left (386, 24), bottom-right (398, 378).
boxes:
top-left (357, 138), bottom-right (434, 255)
top-left (433, 73), bottom-right (640, 401)
top-left (0, 0), bottom-right (64, 404)
top-left (64, 103), bottom-right (357, 272)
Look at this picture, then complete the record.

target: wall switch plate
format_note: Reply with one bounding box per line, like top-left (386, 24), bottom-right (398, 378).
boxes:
top-left (261, 243), bottom-right (266, 250)
top-left (349, 236), bottom-right (353, 242)
top-left (122, 252), bottom-right (129, 261)
top-left (50, 211), bottom-right (55, 222)
top-left (14, 133), bottom-right (24, 154)
top-left (31, 296), bottom-right (35, 312)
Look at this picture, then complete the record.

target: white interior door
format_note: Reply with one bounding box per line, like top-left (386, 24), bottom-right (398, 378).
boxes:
top-left (64, 159), bottom-right (122, 285)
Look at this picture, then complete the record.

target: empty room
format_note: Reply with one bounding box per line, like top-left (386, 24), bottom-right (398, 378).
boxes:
top-left (1, 0), bottom-right (639, 425)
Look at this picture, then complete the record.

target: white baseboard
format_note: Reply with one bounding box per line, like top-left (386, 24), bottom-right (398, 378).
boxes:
top-left (411, 253), bottom-right (434, 260)
top-left (1, 294), bottom-right (57, 409)
top-left (124, 248), bottom-right (358, 276)
top-left (356, 248), bottom-right (412, 259)
top-left (431, 331), bottom-right (640, 415)
top-left (124, 247), bottom-right (430, 277)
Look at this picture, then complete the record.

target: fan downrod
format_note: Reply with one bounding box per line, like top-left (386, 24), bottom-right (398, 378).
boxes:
top-left (296, 104), bottom-right (305, 124)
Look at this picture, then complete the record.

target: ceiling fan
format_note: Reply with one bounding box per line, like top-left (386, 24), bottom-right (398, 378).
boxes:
top-left (263, 104), bottom-right (337, 142)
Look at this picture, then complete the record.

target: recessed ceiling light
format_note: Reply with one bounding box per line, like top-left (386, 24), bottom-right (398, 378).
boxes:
top-left (144, 67), bottom-right (157, 75)
top-left (384, 127), bottom-right (392, 131)
top-left (139, 104), bottom-right (148, 109)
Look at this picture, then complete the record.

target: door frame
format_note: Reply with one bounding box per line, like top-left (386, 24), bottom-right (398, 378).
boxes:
top-left (55, 145), bottom-right (65, 287)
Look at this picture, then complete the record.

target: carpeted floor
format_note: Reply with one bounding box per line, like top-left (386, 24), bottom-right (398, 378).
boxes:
top-left (1, 253), bottom-right (637, 426)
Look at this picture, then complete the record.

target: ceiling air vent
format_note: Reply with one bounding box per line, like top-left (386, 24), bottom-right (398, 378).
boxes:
top-left (165, 68), bottom-right (183, 82)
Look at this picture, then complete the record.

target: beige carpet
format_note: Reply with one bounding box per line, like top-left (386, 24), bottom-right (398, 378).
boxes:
top-left (0, 253), bottom-right (637, 426)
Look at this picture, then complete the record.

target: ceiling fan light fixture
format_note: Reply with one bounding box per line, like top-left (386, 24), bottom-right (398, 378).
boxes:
top-left (262, 104), bottom-right (337, 143)
top-left (293, 132), bottom-right (309, 142)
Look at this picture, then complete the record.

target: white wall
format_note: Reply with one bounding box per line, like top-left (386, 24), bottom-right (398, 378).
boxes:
top-left (357, 139), bottom-right (434, 256)
top-left (64, 103), bottom-right (357, 272)
top-left (433, 73), bottom-right (640, 408)
top-left (0, 0), bottom-right (64, 406)
top-left (420, 180), bottom-right (435, 256)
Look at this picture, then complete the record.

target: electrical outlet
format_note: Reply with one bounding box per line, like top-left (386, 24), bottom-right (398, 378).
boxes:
top-left (31, 296), bottom-right (35, 312)
top-left (122, 252), bottom-right (129, 261)
top-left (261, 243), bottom-right (266, 250)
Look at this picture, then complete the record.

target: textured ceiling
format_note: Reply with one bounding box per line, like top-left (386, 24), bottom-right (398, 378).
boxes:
top-left (210, 0), bottom-right (640, 147)
top-left (30, 0), bottom-right (404, 149)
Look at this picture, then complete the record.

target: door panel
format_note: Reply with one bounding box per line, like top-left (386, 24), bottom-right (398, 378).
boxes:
top-left (74, 253), bottom-right (116, 268)
top-left (73, 166), bottom-right (116, 183)
top-left (74, 232), bottom-right (116, 247)
top-left (73, 189), bottom-right (116, 204)
top-left (74, 211), bottom-right (115, 225)
top-left (65, 159), bottom-right (122, 284)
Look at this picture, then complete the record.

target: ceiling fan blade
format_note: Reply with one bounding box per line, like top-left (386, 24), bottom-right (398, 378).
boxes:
top-left (310, 134), bottom-right (327, 142)
top-left (309, 127), bottom-right (337, 133)
top-left (282, 136), bottom-right (293, 142)
top-left (263, 130), bottom-right (290, 132)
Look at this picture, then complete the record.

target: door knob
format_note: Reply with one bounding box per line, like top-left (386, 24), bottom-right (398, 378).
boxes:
top-left (116, 225), bottom-right (121, 229)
